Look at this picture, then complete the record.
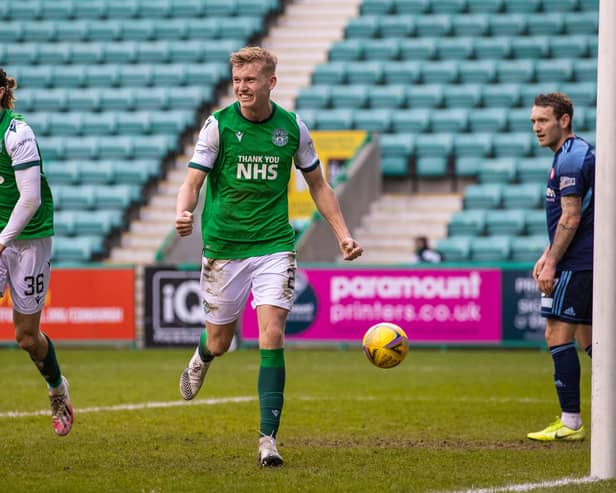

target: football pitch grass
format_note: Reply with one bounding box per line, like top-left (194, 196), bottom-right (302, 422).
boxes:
top-left (1, 347), bottom-right (614, 493)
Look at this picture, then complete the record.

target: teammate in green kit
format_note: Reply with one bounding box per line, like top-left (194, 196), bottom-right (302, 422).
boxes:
top-left (0, 68), bottom-right (74, 436)
top-left (175, 47), bottom-right (363, 466)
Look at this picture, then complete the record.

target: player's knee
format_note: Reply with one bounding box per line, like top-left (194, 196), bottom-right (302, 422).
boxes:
top-left (16, 333), bottom-right (39, 355)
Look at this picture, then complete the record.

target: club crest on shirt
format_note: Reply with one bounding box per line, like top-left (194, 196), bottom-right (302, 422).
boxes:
top-left (272, 128), bottom-right (288, 147)
top-left (0, 175), bottom-right (4, 185)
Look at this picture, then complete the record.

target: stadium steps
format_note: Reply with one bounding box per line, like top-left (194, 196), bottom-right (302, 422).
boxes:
top-left (218, 0), bottom-right (362, 109)
top-left (347, 192), bottom-right (463, 264)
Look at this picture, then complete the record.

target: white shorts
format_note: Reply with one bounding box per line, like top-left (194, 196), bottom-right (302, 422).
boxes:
top-left (200, 251), bottom-right (297, 325)
top-left (0, 237), bottom-right (52, 315)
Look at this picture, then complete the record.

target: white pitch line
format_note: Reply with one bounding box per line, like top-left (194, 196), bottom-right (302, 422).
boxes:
top-left (0, 396), bottom-right (256, 419)
top-left (440, 475), bottom-right (599, 493)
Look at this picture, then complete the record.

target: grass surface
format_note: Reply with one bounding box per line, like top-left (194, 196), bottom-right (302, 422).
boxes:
top-left (0, 347), bottom-right (612, 493)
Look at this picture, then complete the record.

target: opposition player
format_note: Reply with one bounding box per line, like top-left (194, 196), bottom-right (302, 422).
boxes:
top-left (175, 46), bottom-right (363, 466)
top-left (0, 68), bottom-right (74, 436)
top-left (527, 93), bottom-right (594, 441)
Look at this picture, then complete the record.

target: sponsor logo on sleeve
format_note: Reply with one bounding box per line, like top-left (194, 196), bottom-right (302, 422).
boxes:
top-left (559, 176), bottom-right (576, 190)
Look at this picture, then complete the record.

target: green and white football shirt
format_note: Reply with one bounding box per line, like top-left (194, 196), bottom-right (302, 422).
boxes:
top-left (0, 109), bottom-right (54, 239)
top-left (188, 102), bottom-right (319, 259)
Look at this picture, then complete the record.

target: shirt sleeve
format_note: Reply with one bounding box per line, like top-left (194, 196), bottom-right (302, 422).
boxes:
top-left (0, 166), bottom-right (41, 246)
top-left (5, 120), bottom-right (41, 170)
top-left (294, 114), bottom-right (320, 173)
top-left (188, 115), bottom-right (219, 172)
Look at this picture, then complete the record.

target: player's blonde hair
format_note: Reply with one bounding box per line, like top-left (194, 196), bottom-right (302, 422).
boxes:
top-left (0, 68), bottom-right (17, 110)
top-left (230, 46), bottom-right (277, 76)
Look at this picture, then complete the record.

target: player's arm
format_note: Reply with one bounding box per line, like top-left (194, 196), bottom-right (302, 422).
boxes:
top-left (0, 122), bottom-right (42, 255)
top-left (175, 116), bottom-right (218, 237)
top-left (537, 195), bottom-right (582, 295)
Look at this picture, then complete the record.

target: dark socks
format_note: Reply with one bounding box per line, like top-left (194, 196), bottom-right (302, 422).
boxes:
top-left (198, 329), bottom-right (215, 362)
top-left (550, 342), bottom-right (580, 413)
top-left (258, 348), bottom-right (285, 438)
top-left (31, 334), bottom-right (62, 388)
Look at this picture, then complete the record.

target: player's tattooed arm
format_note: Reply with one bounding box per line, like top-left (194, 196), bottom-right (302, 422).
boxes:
top-left (548, 195), bottom-right (582, 265)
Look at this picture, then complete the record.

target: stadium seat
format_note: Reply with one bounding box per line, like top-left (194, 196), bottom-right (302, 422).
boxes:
top-left (549, 35), bottom-right (589, 59)
top-left (137, 42), bottom-right (171, 64)
top-left (466, 0), bottom-right (503, 13)
top-left (485, 210), bottom-right (526, 235)
top-left (329, 40), bottom-right (364, 62)
top-left (153, 19), bottom-right (188, 40)
top-left (185, 18), bottom-right (219, 39)
top-left (296, 86), bottom-right (331, 109)
top-left (315, 109), bottom-right (354, 130)
top-left (237, 0), bottom-right (279, 16)
top-left (443, 84), bottom-right (482, 108)
top-left (139, 0), bottom-right (173, 19)
top-left (508, 108), bottom-right (532, 132)
top-left (45, 161), bottom-right (79, 185)
top-left (382, 61), bottom-right (422, 85)
top-left (502, 183), bottom-right (544, 209)
top-left (431, 0), bottom-right (466, 14)
top-left (368, 85), bottom-right (407, 109)
top-left (361, 0), bottom-right (394, 15)
top-left (470, 236), bottom-right (511, 262)
top-left (95, 185), bottom-right (138, 210)
top-left (169, 86), bottom-right (214, 110)
top-left (559, 82), bottom-right (596, 107)
top-left (504, 0), bottom-right (540, 13)
top-left (436, 37), bottom-right (474, 60)
top-left (151, 64), bottom-right (186, 87)
top-left (518, 83), bottom-right (560, 107)
top-left (115, 112), bottom-right (151, 135)
top-left (527, 13), bottom-right (564, 35)
top-left (34, 90), bottom-right (67, 112)
top-left (435, 236), bottom-right (472, 262)
top-left (98, 136), bottom-right (134, 160)
top-left (453, 133), bottom-right (493, 158)
top-left (391, 109), bottom-right (431, 133)
top-left (563, 11), bottom-right (598, 35)
top-left (525, 210), bottom-right (547, 235)
top-left (458, 60), bottom-right (497, 84)
top-left (482, 84), bottom-right (520, 108)
top-left (79, 162), bottom-right (115, 185)
top-left (52, 237), bottom-right (93, 263)
top-left (5, 44), bottom-right (39, 65)
top-left (430, 109), bottom-right (468, 133)
top-left (421, 61), bottom-right (458, 84)
top-left (477, 158), bottom-right (517, 183)
top-left (510, 36), bottom-right (550, 59)
top-left (346, 62), bottom-right (383, 85)
top-left (27, 113), bottom-right (50, 136)
top-left (489, 14), bottom-right (527, 36)
top-left (112, 160), bottom-right (160, 185)
top-left (54, 211), bottom-right (76, 236)
top-left (399, 38), bottom-right (437, 61)
top-left (572, 59), bottom-right (597, 82)
top-left (312, 63), bottom-right (347, 85)
top-left (88, 21), bottom-right (123, 41)
top-left (415, 156), bottom-right (449, 177)
top-left (330, 85), bottom-right (369, 109)
top-left (121, 19), bottom-right (156, 41)
top-left (133, 135), bottom-right (176, 160)
top-left (380, 133), bottom-right (415, 160)
top-left (468, 108), bottom-right (508, 132)
top-left (406, 84), bottom-right (443, 108)
top-left (55, 185), bottom-right (97, 211)
top-left (510, 234), bottom-right (549, 262)
top-left (451, 14), bottom-right (490, 36)
top-left (455, 156), bottom-right (482, 177)
top-left (473, 37), bottom-right (511, 60)
top-left (18, 66), bottom-right (53, 89)
top-left (22, 20), bottom-right (57, 43)
top-left (134, 88), bottom-right (169, 110)
top-left (363, 39), bottom-right (400, 61)
top-left (169, 0), bottom-right (206, 17)
top-left (118, 65), bottom-right (153, 87)
top-left (492, 132), bottom-right (533, 158)
top-left (8, 2), bottom-right (42, 20)
top-left (535, 59), bottom-right (574, 83)
top-left (184, 63), bottom-right (227, 86)
top-left (497, 60), bottom-right (535, 83)
top-left (48, 113), bottom-right (82, 137)
top-left (584, 107), bottom-right (596, 132)
top-left (346, 15), bottom-right (380, 39)
top-left (447, 210), bottom-right (487, 236)
top-left (415, 15), bottom-right (452, 37)
top-left (414, 133), bottom-right (453, 158)
top-left (394, 0), bottom-right (430, 15)
top-left (105, 1), bottom-right (140, 19)
top-left (296, 109), bottom-right (317, 129)
top-left (66, 89), bottom-right (101, 112)
top-left (379, 15), bottom-right (416, 38)
top-left (354, 109), bottom-right (392, 133)
top-left (464, 183), bottom-right (503, 209)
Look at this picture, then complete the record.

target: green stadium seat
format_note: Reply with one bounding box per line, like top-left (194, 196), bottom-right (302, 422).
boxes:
top-left (312, 63), bottom-right (347, 85)
top-left (54, 211), bottom-right (76, 236)
top-left (482, 84), bottom-right (520, 108)
top-left (203, 0), bottom-right (237, 16)
top-left (470, 236), bottom-right (511, 262)
top-left (510, 36), bottom-right (550, 59)
top-left (52, 237), bottom-right (93, 263)
top-left (5, 44), bottom-right (39, 65)
top-left (525, 211), bottom-right (547, 235)
top-left (139, 0), bottom-right (173, 19)
top-left (497, 60), bottom-right (535, 83)
top-left (16, 66), bottom-right (52, 89)
top-left (453, 133), bottom-right (493, 158)
top-left (394, 0), bottom-right (430, 14)
top-left (79, 162), bottom-right (115, 185)
top-left (379, 15), bottom-right (416, 37)
top-left (66, 89), bottom-right (101, 112)
top-left (55, 185), bottom-right (97, 210)
top-left (527, 13), bottom-right (564, 35)
top-left (55, 19), bottom-right (90, 42)
top-left (431, 109), bottom-right (468, 133)
top-left (549, 35), bottom-right (589, 59)
top-left (34, 90), bottom-right (67, 112)
top-left (563, 11), bottom-right (597, 34)
top-left (363, 39), bottom-right (400, 61)
top-left (399, 38), bottom-right (437, 61)
top-left (468, 108), bottom-right (508, 132)
top-left (103, 42), bottom-right (137, 64)
top-left (382, 61), bottom-right (422, 84)
top-left (579, 0), bottom-right (598, 11)
top-left (8, 2), bottom-right (42, 20)
top-left (414, 133), bottom-right (453, 158)
top-left (502, 183), bottom-right (544, 209)
top-left (169, 86), bottom-right (214, 109)
top-left (345, 16), bottom-right (380, 38)
top-left (368, 85), bottom-right (406, 109)
top-left (473, 37), bottom-right (511, 59)
top-left (121, 19), bottom-right (156, 41)
top-left (416, 156), bottom-right (448, 177)
top-left (510, 235), bottom-right (549, 262)
top-left (485, 210), bottom-right (526, 235)
top-left (415, 15), bottom-right (452, 37)
top-left (584, 107), bottom-right (596, 132)
top-left (455, 156), bottom-right (482, 177)
top-left (330, 85), bottom-right (369, 109)
top-left (0, 22), bottom-right (23, 43)
top-left (380, 156), bottom-right (409, 177)
top-left (98, 137), bottom-right (134, 159)
top-left (406, 84), bottom-right (443, 108)
top-left (572, 59), bottom-right (597, 82)
top-left (27, 113), bottom-right (50, 136)
top-left (133, 135), bottom-right (176, 160)
top-left (151, 64), bottom-right (186, 86)
top-left (458, 60), bottom-right (497, 84)
top-left (391, 109), bottom-right (431, 133)
top-left (169, 0), bottom-right (206, 17)
top-left (94, 186), bottom-right (135, 210)
top-left (38, 137), bottom-right (65, 161)
top-left (150, 111), bottom-right (192, 134)
top-left (88, 21), bottom-right (123, 42)
top-left (361, 0), bottom-right (394, 15)
top-left (478, 158), bottom-right (517, 183)
top-left (492, 132), bottom-right (533, 158)
top-left (435, 236), bottom-right (471, 262)
top-left (73, 1), bottom-right (107, 20)
top-left (134, 41), bottom-right (168, 63)
top-left (572, 107), bottom-right (587, 131)
top-left (115, 112), bottom-right (150, 135)
top-left (100, 88), bottom-right (135, 111)
top-left (354, 109), bottom-right (392, 133)
top-left (82, 112), bottom-right (117, 136)
top-left (431, 0), bottom-right (466, 13)
top-left (39, 0), bottom-right (72, 19)
top-left (467, 0), bottom-right (504, 13)
top-left (489, 14), bottom-right (527, 36)
top-left (315, 109), bottom-right (354, 130)
top-left (504, 0), bottom-right (540, 12)
top-left (237, 0), bottom-right (280, 16)
top-left (346, 62), bottom-right (383, 84)
top-left (535, 59), bottom-right (574, 83)
top-left (48, 113), bottom-right (82, 137)
top-left (45, 161), bottom-right (79, 185)
top-left (518, 83), bottom-right (559, 107)
top-left (447, 210), bottom-right (487, 236)
top-left (118, 65), bottom-right (153, 87)
top-left (185, 18), bottom-right (220, 39)
top-left (380, 133), bottom-right (415, 159)
top-left (436, 37), bottom-right (474, 60)
top-left (296, 86), bottom-right (331, 109)
top-left (463, 183), bottom-right (503, 209)
top-left (218, 17), bottom-right (262, 40)
top-left (64, 137), bottom-right (99, 160)
top-left (134, 88), bottom-right (169, 110)
top-left (507, 108), bottom-right (532, 132)
top-left (559, 82), bottom-right (596, 107)
top-left (184, 63), bottom-right (226, 86)
top-left (112, 160), bottom-right (161, 185)
top-left (153, 19), bottom-right (188, 40)
top-left (443, 84), bottom-right (482, 108)
top-left (204, 40), bottom-right (244, 63)
top-left (22, 21), bottom-right (57, 43)
top-left (451, 14), bottom-right (490, 36)
top-left (296, 109), bottom-right (317, 129)
top-left (422, 61), bottom-right (458, 84)
top-left (105, 1), bottom-right (140, 19)
top-left (71, 42), bottom-right (110, 65)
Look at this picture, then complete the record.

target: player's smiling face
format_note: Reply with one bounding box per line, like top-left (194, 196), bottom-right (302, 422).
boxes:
top-left (530, 105), bottom-right (571, 152)
top-left (232, 61), bottom-right (277, 121)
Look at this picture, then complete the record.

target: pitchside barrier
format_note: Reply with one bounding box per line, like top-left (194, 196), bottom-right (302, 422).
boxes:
top-left (0, 263), bottom-right (544, 348)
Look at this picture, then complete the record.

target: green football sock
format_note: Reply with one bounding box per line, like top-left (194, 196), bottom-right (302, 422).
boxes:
top-left (258, 348), bottom-right (285, 438)
top-left (198, 329), bottom-right (214, 362)
top-left (32, 333), bottom-right (62, 388)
